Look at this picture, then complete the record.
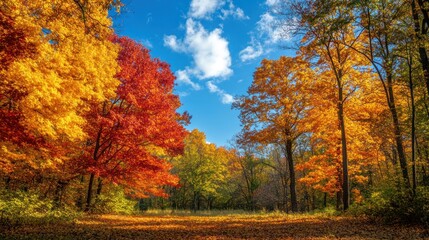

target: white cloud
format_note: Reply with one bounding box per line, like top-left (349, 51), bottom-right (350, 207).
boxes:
top-left (257, 13), bottom-right (290, 44)
top-left (189, 0), bottom-right (225, 19)
top-left (239, 42), bottom-right (263, 62)
top-left (176, 69), bottom-right (201, 90)
top-left (185, 18), bottom-right (232, 79)
top-left (165, 20), bottom-right (232, 91)
top-left (265, 0), bottom-right (280, 6)
top-left (207, 81), bottom-right (219, 93)
top-left (220, 2), bottom-right (249, 20)
top-left (221, 93), bottom-right (234, 104)
top-left (163, 35), bottom-right (186, 52)
top-left (207, 81), bottom-right (235, 104)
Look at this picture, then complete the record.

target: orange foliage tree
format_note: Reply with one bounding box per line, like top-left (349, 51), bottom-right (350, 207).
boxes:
top-left (296, 31), bottom-right (387, 207)
top-left (0, 9), bottom-right (39, 175)
top-left (234, 56), bottom-right (314, 212)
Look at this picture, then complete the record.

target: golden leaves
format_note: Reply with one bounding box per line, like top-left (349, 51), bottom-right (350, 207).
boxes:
top-left (2, 214), bottom-right (426, 239)
top-left (1, 0), bottom-right (120, 141)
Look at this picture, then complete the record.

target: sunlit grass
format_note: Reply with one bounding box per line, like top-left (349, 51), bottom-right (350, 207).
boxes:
top-left (141, 207), bottom-right (340, 219)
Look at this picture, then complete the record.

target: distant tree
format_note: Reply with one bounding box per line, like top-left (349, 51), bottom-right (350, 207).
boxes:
top-left (171, 129), bottom-right (230, 211)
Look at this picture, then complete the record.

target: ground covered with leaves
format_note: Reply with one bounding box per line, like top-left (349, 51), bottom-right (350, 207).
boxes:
top-left (1, 213), bottom-right (428, 239)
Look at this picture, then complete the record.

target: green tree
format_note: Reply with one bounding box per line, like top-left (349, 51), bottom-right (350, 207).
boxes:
top-left (172, 129), bottom-right (229, 211)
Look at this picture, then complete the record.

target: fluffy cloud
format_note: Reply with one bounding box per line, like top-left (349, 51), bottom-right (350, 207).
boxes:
top-left (189, 0), bottom-right (248, 20)
top-left (221, 93), bottom-right (234, 104)
top-left (207, 81), bottom-right (220, 92)
top-left (164, 0), bottom-right (241, 104)
top-left (176, 69), bottom-right (201, 90)
top-left (207, 81), bottom-right (235, 104)
top-left (185, 19), bottom-right (232, 79)
top-left (165, 19), bottom-right (232, 81)
top-left (163, 35), bottom-right (185, 52)
top-left (220, 2), bottom-right (248, 20)
top-left (238, 5), bottom-right (293, 63)
top-left (257, 13), bottom-right (290, 44)
top-left (189, 0), bottom-right (225, 19)
top-left (265, 0), bottom-right (280, 6)
top-left (239, 41), bottom-right (263, 62)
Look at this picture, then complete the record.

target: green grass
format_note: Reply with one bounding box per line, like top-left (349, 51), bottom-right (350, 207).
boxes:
top-left (140, 207), bottom-right (341, 218)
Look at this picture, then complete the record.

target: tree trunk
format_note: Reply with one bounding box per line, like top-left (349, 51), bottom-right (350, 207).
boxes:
top-left (4, 176), bottom-right (10, 190)
top-left (336, 191), bottom-right (342, 211)
top-left (53, 180), bottom-right (67, 209)
top-left (387, 75), bottom-right (411, 188)
top-left (192, 191), bottom-right (198, 212)
top-left (85, 173), bottom-right (95, 212)
top-left (412, 0), bottom-right (429, 97)
top-left (312, 191), bottom-right (316, 211)
top-left (338, 87), bottom-right (349, 211)
top-left (286, 139), bottom-right (298, 212)
top-left (197, 195), bottom-right (201, 211)
top-left (408, 53), bottom-right (417, 193)
top-left (423, 166), bottom-right (429, 186)
top-left (96, 178), bottom-right (103, 199)
top-left (304, 189), bottom-right (309, 212)
top-left (285, 180), bottom-right (289, 213)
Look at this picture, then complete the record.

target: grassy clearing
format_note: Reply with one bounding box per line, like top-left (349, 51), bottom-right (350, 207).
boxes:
top-left (142, 208), bottom-right (339, 219)
top-left (1, 212), bottom-right (427, 239)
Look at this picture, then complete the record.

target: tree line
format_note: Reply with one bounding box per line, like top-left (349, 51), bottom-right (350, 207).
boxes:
top-left (2, 0), bottom-right (429, 223)
top-left (144, 0), bottom-right (429, 221)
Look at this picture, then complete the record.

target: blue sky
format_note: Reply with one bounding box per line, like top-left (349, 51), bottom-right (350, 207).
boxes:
top-left (113, 0), bottom-right (293, 147)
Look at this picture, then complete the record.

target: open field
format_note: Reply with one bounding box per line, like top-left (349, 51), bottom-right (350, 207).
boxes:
top-left (1, 213), bottom-right (427, 239)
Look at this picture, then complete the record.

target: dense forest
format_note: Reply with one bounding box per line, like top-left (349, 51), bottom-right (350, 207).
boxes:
top-left (2, 0), bottom-right (429, 228)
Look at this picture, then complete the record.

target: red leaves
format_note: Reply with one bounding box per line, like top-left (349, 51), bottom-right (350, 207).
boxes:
top-left (80, 35), bottom-right (187, 196)
top-left (0, 10), bottom-right (38, 146)
top-left (0, 10), bottom-right (36, 70)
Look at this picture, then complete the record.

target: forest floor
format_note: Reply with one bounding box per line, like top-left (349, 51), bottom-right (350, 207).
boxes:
top-left (1, 213), bottom-right (428, 239)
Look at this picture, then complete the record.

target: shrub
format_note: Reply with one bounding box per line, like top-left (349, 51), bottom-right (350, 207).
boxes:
top-left (359, 186), bottom-right (429, 224)
top-left (0, 190), bottom-right (80, 226)
top-left (91, 188), bottom-right (137, 214)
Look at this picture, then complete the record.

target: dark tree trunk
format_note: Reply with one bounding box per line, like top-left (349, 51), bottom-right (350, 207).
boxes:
top-left (304, 189), bottom-right (309, 212)
top-left (96, 178), bottom-right (103, 199)
top-left (387, 74), bottom-right (411, 188)
top-left (207, 196), bottom-right (214, 210)
top-left (192, 191), bottom-right (199, 212)
top-left (338, 87), bottom-right (349, 211)
top-left (408, 53), bottom-right (417, 193)
top-left (85, 173), bottom-right (95, 212)
top-left (423, 166), bottom-right (429, 186)
top-left (286, 139), bottom-right (298, 212)
top-left (311, 191), bottom-right (316, 211)
top-left (336, 191), bottom-right (342, 211)
top-left (4, 176), bottom-right (11, 190)
top-left (323, 192), bottom-right (327, 208)
top-left (412, 0), bottom-right (429, 97)
top-left (53, 180), bottom-right (68, 209)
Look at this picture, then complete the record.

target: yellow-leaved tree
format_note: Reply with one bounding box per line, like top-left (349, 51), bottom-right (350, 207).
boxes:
top-left (0, 0), bottom-right (121, 191)
top-left (1, 0), bottom-right (121, 141)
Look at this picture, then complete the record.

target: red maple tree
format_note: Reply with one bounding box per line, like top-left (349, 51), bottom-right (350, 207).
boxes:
top-left (80, 35), bottom-right (189, 210)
